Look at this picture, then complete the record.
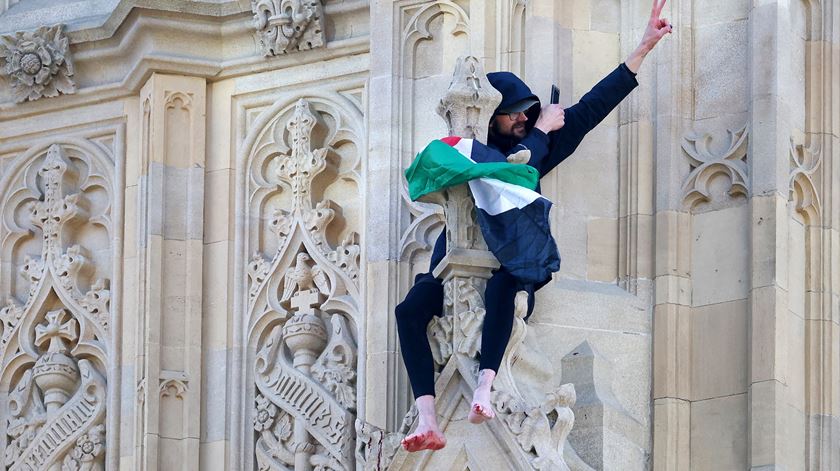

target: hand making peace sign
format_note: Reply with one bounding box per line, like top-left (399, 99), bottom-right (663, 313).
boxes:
top-left (641, 0), bottom-right (674, 52)
top-left (624, 0), bottom-right (674, 73)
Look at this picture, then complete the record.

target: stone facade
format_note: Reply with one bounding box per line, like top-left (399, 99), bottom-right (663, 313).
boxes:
top-left (0, 1), bottom-right (837, 470)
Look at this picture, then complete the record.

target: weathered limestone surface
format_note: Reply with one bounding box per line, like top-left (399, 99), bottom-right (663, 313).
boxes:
top-left (0, 0), bottom-right (838, 470)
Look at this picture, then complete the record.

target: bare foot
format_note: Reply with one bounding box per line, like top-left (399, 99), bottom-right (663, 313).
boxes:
top-left (401, 426), bottom-right (446, 452)
top-left (401, 395), bottom-right (446, 452)
top-left (468, 369), bottom-right (496, 424)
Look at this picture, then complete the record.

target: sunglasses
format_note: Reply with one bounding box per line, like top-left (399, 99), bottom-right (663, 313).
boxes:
top-left (497, 111), bottom-right (527, 120)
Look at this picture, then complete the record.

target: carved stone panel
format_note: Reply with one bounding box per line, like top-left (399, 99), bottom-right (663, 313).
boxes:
top-left (241, 96), bottom-right (363, 470)
top-left (0, 140), bottom-right (115, 470)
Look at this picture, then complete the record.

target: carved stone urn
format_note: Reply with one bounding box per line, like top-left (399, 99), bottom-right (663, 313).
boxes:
top-left (32, 309), bottom-right (79, 416)
top-left (282, 290), bottom-right (327, 370)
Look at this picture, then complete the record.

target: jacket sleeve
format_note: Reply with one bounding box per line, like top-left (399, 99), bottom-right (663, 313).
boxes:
top-left (534, 63), bottom-right (639, 176)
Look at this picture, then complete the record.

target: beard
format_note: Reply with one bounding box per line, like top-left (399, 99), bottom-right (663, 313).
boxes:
top-left (489, 118), bottom-right (528, 147)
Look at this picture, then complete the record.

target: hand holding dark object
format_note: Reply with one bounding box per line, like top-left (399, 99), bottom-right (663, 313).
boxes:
top-left (534, 104), bottom-right (565, 134)
top-left (625, 0), bottom-right (673, 73)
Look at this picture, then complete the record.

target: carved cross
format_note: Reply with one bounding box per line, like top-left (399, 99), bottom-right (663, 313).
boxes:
top-left (290, 288), bottom-right (321, 315)
top-left (30, 145), bottom-right (80, 256)
top-left (276, 99), bottom-right (329, 211)
top-left (35, 309), bottom-right (77, 354)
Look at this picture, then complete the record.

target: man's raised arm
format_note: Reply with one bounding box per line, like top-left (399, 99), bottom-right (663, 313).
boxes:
top-left (529, 0), bottom-right (673, 176)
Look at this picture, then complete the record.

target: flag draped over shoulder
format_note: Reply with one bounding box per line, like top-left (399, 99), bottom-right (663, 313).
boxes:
top-left (405, 136), bottom-right (561, 284)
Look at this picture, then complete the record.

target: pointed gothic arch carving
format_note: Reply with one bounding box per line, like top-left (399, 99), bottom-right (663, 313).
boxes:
top-left (237, 94), bottom-right (364, 470)
top-left (397, 0), bottom-right (470, 268)
top-left (0, 138), bottom-right (116, 470)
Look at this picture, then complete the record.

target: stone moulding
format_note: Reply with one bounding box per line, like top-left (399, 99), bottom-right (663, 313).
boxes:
top-left (252, 0), bottom-right (326, 56)
top-left (0, 24), bottom-right (76, 103)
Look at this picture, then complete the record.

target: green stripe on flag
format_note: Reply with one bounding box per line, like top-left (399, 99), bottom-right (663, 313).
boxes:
top-left (405, 139), bottom-right (540, 201)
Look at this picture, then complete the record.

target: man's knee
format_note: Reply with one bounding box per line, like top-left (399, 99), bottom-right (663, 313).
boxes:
top-left (395, 283), bottom-right (441, 328)
top-left (394, 300), bottom-right (414, 322)
top-left (395, 298), bottom-right (429, 330)
top-left (488, 269), bottom-right (517, 288)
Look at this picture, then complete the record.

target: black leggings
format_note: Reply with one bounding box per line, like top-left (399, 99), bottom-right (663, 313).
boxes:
top-left (394, 269), bottom-right (535, 399)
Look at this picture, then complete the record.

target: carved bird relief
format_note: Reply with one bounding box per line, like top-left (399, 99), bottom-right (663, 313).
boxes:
top-left (280, 252), bottom-right (330, 301)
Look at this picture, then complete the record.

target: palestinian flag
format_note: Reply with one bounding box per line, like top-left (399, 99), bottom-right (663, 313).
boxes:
top-left (405, 137), bottom-right (560, 284)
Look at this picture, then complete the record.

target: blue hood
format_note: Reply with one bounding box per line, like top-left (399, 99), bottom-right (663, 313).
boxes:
top-left (486, 71), bottom-right (542, 151)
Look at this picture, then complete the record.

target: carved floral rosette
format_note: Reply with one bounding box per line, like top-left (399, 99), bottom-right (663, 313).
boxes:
top-left (0, 141), bottom-right (114, 469)
top-left (0, 24), bottom-right (76, 103)
top-left (243, 97), bottom-right (363, 469)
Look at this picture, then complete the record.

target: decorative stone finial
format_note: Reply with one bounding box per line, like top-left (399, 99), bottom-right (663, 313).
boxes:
top-left (436, 56), bottom-right (502, 144)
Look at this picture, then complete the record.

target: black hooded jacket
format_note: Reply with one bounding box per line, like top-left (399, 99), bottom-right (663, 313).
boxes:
top-left (417, 63), bottom-right (639, 288)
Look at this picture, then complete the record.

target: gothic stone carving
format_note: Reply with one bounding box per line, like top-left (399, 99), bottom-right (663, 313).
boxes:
top-left (0, 141), bottom-right (114, 470)
top-left (252, 0), bottom-right (326, 56)
top-left (493, 384), bottom-right (577, 471)
top-left (436, 56), bottom-right (502, 143)
top-left (246, 98), bottom-right (362, 469)
top-left (788, 136), bottom-right (821, 221)
top-left (0, 144), bottom-right (112, 343)
top-left (354, 419), bottom-right (403, 471)
top-left (422, 56), bottom-right (502, 266)
top-left (6, 312), bottom-right (107, 471)
top-left (681, 124), bottom-right (749, 208)
top-left (0, 24), bottom-right (76, 103)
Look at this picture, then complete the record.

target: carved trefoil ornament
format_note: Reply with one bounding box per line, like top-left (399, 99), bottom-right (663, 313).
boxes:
top-left (0, 24), bottom-right (76, 103)
top-left (0, 140), bottom-right (115, 470)
top-left (244, 97), bottom-right (363, 469)
top-left (681, 124), bottom-right (749, 209)
top-left (252, 0), bottom-right (326, 56)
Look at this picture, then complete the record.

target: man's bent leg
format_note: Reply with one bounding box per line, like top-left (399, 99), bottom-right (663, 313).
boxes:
top-left (394, 278), bottom-right (447, 451)
top-left (470, 269), bottom-right (520, 424)
top-left (479, 269), bottom-right (519, 373)
top-left (394, 279), bottom-right (443, 398)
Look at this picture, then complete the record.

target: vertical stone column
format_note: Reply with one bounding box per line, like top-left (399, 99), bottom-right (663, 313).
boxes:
top-left (424, 57), bottom-right (502, 364)
top-left (651, 0), bottom-right (693, 468)
top-left (747, 2), bottom-right (804, 468)
top-left (618, 0), bottom-right (655, 298)
top-left (135, 73), bottom-right (206, 470)
top-left (803, 2), bottom-right (840, 466)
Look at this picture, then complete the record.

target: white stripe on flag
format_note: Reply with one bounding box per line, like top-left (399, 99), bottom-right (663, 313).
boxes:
top-left (452, 138), bottom-right (474, 161)
top-left (468, 177), bottom-right (545, 216)
top-left (447, 137), bottom-right (545, 215)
